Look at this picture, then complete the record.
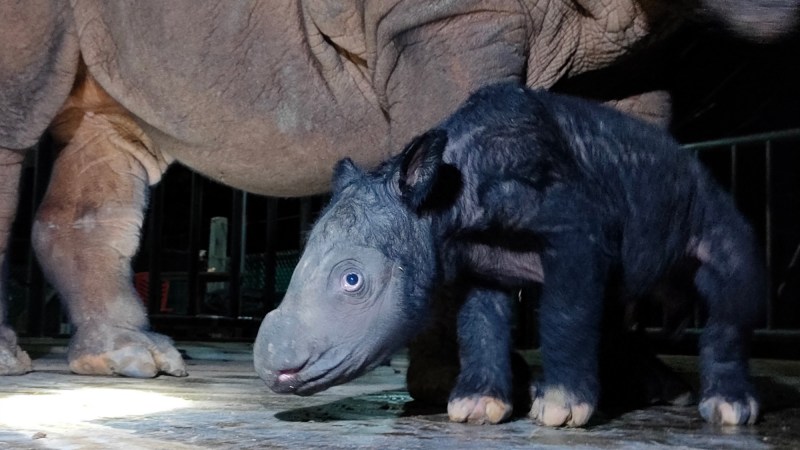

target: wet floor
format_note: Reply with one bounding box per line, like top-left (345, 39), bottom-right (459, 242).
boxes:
top-left (1, 340), bottom-right (799, 449)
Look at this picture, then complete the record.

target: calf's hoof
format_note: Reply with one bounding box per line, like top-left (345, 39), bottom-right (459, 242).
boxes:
top-left (699, 394), bottom-right (759, 425)
top-left (68, 324), bottom-right (187, 378)
top-left (448, 395), bottom-right (512, 424)
top-left (529, 384), bottom-right (595, 427)
top-left (0, 326), bottom-right (33, 375)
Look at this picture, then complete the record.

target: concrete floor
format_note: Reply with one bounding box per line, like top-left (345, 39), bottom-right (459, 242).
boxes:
top-left (1, 340), bottom-right (800, 449)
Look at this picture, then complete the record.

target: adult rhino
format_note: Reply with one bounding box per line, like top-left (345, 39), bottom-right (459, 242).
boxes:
top-left (0, 0), bottom-right (796, 377)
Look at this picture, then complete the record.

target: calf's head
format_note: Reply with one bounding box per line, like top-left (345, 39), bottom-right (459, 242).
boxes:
top-left (254, 130), bottom-right (456, 395)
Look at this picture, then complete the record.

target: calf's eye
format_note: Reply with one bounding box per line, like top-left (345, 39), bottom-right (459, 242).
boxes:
top-left (342, 272), bottom-right (363, 292)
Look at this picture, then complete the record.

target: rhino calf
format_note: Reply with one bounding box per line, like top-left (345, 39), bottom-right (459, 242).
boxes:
top-left (254, 82), bottom-right (764, 427)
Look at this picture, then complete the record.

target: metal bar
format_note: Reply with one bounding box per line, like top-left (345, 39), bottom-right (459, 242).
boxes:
top-left (228, 190), bottom-right (245, 319)
top-left (683, 128), bottom-right (800, 151)
top-left (26, 139), bottom-right (54, 336)
top-left (187, 172), bottom-right (203, 317)
top-left (263, 198), bottom-right (278, 310)
top-left (146, 183), bottom-right (165, 317)
top-left (686, 134), bottom-right (800, 331)
top-left (765, 140), bottom-right (773, 329)
top-left (730, 144), bottom-right (738, 201)
top-left (299, 197), bottom-right (312, 247)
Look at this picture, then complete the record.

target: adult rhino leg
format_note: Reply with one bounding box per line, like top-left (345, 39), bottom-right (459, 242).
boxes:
top-left (32, 111), bottom-right (185, 378)
top-left (0, 148), bottom-right (32, 375)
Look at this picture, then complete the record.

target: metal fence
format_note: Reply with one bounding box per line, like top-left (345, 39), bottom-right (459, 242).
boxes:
top-left (646, 129), bottom-right (800, 358)
top-left (685, 129), bottom-right (800, 331)
top-left (7, 129), bottom-right (800, 354)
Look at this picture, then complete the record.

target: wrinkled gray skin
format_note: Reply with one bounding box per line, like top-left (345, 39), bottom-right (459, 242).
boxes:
top-left (0, 0), bottom-right (797, 377)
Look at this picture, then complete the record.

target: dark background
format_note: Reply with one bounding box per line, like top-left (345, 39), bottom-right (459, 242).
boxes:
top-left (553, 22), bottom-right (800, 142)
top-left (552, 19), bottom-right (800, 331)
top-left (658, 22), bottom-right (800, 329)
top-left (669, 26), bottom-right (800, 142)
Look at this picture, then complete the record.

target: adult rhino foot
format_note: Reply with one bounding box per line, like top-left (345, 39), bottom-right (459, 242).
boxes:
top-left (699, 394), bottom-right (759, 426)
top-left (529, 384), bottom-right (595, 427)
top-left (0, 326), bottom-right (33, 375)
top-left (448, 395), bottom-right (512, 424)
top-left (68, 323), bottom-right (187, 378)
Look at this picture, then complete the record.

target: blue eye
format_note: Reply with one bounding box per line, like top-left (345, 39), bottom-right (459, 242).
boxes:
top-left (342, 272), bottom-right (363, 292)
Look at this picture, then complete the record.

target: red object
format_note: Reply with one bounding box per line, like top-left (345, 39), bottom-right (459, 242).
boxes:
top-left (134, 272), bottom-right (172, 313)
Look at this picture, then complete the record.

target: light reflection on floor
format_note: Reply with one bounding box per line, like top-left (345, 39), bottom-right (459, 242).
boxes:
top-left (0, 387), bottom-right (190, 428)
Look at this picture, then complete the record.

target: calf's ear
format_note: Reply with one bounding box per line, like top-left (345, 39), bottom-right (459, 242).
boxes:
top-left (398, 129), bottom-right (448, 210)
top-left (332, 158), bottom-right (363, 193)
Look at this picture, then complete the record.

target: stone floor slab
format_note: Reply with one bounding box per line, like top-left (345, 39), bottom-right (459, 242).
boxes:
top-left (1, 340), bottom-right (799, 449)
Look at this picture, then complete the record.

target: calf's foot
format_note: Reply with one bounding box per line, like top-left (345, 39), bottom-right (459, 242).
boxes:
top-left (698, 364), bottom-right (759, 426)
top-left (696, 322), bottom-right (761, 425)
top-left (529, 383), bottom-right (595, 427)
top-left (68, 322), bottom-right (186, 378)
top-left (446, 287), bottom-right (517, 425)
top-left (446, 362), bottom-right (516, 425)
top-left (699, 393), bottom-right (759, 425)
top-left (448, 395), bottom-right (512, 424)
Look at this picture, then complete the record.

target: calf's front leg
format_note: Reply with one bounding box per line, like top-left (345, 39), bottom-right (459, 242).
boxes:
top-left (447, 286), bottom-right (515, 425)
top-left (529, 232), bottom-right (607, 427)
top-left (32, 111), bottom-right (185, 378)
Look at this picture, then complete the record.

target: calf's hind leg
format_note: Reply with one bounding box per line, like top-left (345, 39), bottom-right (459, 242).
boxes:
top-left (32, 110), bottom-right (185, 378)
top-left (693, 222), bottom-right (764, 425)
